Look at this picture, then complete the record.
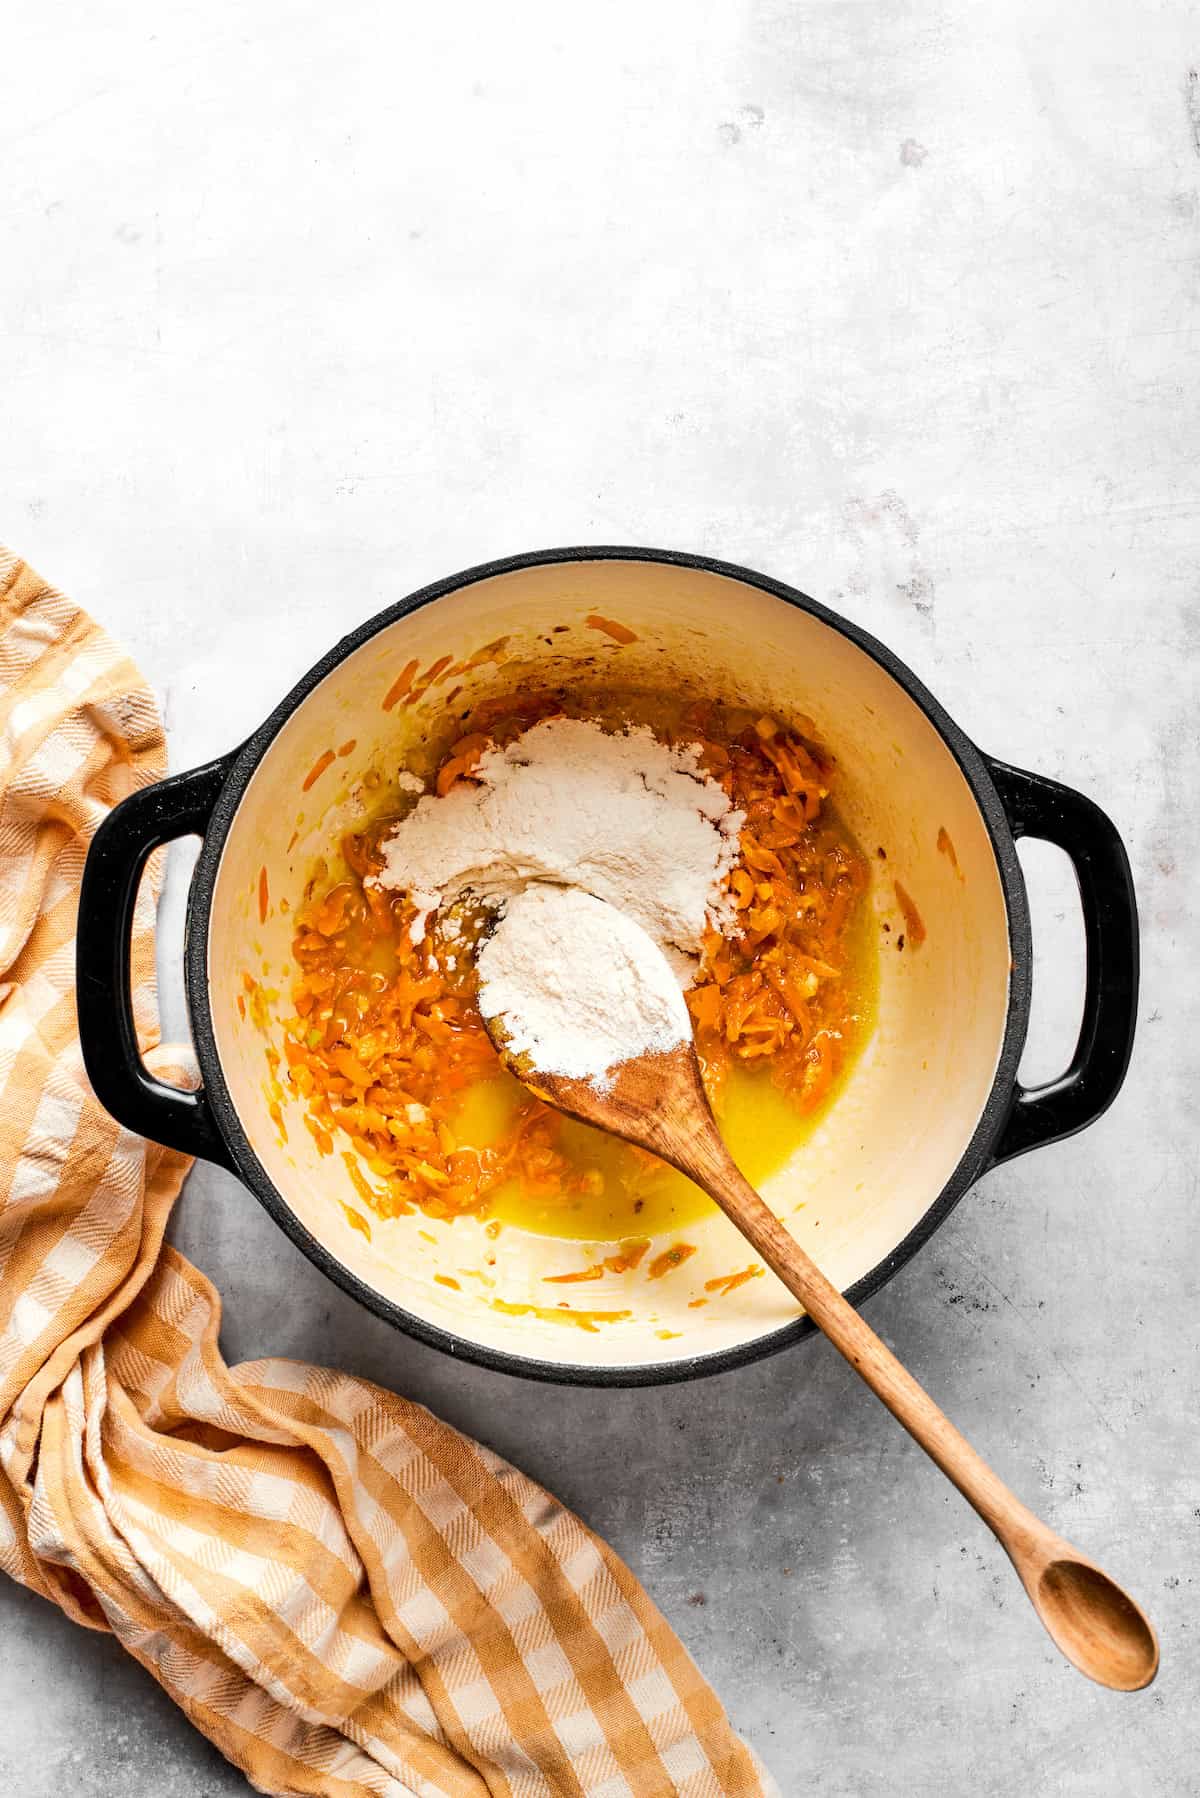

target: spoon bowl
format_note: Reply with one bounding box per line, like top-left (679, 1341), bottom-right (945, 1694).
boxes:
top-left (1030, 1558), bottom-right (1159, 1692)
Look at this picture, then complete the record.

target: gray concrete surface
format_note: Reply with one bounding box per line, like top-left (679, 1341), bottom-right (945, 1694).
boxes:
top-left (3, 1), bottom-right (1198, 1793)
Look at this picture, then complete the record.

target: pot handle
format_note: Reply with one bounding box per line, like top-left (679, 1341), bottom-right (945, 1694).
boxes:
top-left (985, 758), bottom-right (1139, 1165)
top-left (77, 754), bottom-right (237, 1169)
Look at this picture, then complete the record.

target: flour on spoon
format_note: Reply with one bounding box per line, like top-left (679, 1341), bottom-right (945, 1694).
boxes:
top-left (476, 884), bottom-right (691, 1086)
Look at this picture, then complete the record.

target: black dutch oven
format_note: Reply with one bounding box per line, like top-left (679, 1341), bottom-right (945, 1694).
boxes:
top-left (77, 549), bottom-right (1137, 1384)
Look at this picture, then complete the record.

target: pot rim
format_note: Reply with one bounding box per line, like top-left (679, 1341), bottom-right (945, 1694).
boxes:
top-left (184, 544), bottom-right (1032, 1387)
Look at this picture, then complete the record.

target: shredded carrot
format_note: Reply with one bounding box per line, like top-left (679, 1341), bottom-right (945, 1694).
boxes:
top-left (435, 733), bottom-right (489, 797)
top-left (305, 1116), bottom-right (333, 1155)
top-left (434, 1274), bottom-right (461, 1290)
top-left (544, 1266), bottom-right (604, 1284)
top-left (337, 739), bottom-right (357, 758)
top-left (302, 750), bottom-right (336, 792)
top-left (937, 826), bottom-right (963, 880)
top-left (704, 1265), bottom-right (764, 1297)
top-left (585, 614), bottom-right (638, 645)
top-left (603, 1239), bottom-right (651, 1274)
top-left (342, 1151), bottom-right (383, 1209)
top-left (382, 659), bottom-right (420, 710)
top-left (257, 867), bottom-right (269, 924)
top-left (341, 1203), bottom-right (372, 1240)
top-left (894, 880), bottom-right (927, 950)
top-left (648, 1243), bottom-right (697, 1280)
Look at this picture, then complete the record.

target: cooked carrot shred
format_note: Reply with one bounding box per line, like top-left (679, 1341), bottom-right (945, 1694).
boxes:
top-left (302, 750), bottom-right (336, 792)
top-left (894, 879), bottom-right (927, 948)
top-left (382, 660), bottom-right (420, 710)
top-left (435, 733), bottom-right (489, 797)
top-left (341, 1202), bottom-right (372, 1239)
top-left (585, 614), bottom-right (638, 645)
top-left (603, 1238), bottom-right (651, 1273)
top-left (704, 1265), bottom-right (764, 1297)
top-left (648, 1243), bottom-right (697, 1279)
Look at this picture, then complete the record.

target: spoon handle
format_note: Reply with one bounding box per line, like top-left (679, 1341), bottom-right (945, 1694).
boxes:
top-left (504, 1039), bottom-right (1155, 1686)
top-left (680, 1121), bottom-right (1041, 1544)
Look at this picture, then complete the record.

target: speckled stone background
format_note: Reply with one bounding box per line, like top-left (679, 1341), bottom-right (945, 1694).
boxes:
top-left (3, 2), bottom-right (1198, 1793)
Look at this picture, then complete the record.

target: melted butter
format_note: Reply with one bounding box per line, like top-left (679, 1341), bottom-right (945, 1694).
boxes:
top-left (465, 1061), bottom-right (834, 1242)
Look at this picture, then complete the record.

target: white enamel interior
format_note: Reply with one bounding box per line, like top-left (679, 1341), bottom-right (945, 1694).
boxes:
top-left (205, 559), bottom-right (1012, 1372)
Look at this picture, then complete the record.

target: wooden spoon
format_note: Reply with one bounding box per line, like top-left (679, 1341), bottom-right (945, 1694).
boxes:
top-left (489, 1029), bottom-right (1158, 1692)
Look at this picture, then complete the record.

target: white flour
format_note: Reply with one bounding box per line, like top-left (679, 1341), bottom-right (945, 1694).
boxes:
top-left (476, 884), bottom-right (691, 1084)
top-left (374, 716), bottom-right (743, 976)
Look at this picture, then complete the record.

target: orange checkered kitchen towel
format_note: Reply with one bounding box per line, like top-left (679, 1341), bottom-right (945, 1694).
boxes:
top-left (0, 550), bottom-right (777, 1798)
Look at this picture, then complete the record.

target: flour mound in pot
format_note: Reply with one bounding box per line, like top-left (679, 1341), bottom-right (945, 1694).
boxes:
top-left (372, 716), bottom-right (744, 976)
